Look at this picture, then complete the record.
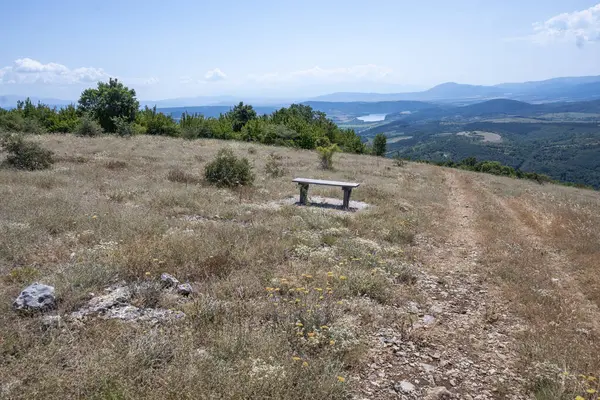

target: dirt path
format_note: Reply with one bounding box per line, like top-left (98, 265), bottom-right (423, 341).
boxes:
top-left (357, 169), bottom-right (528, 399)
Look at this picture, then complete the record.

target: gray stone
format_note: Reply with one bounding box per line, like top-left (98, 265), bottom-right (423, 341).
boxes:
top-left (41, 315), bottom-right (62, 329)
top-left (424, 387), bottom-right (452, 400)
top-left (395, 380), bottom-right (415, 393)
top-left (13, 283), bottom-right (56, 312)
top-left (161, 273), bottom-right (180, 288)
top-left (70, 286), bottom-right (131, 319)
top-left (177, 283), bottom-right (193, 296)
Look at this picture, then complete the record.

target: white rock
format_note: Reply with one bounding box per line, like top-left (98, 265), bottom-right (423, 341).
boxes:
top-left (396, 380), bottom-right (415, 393)
top-left (13, 283), bottom-right (56, 312)
top-left (161, 273), bottom-right (180, 288)
top-left (177, 283), bottom-right (193, 296)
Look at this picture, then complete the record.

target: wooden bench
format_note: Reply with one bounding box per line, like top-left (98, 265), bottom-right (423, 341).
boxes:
top-left (292, 178), bottom-right (360, 209)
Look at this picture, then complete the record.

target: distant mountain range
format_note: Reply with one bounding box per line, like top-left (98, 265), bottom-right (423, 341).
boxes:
top-left (2, 75), bottom-right (600, 109)
top-left (310, 75), bottom-right (600, 103)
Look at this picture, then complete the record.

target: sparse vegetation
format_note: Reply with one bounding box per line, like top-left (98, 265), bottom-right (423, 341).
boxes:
top-left (204, 147), bottom-right (254, 187)
top-left (167, 167), bottom-right (201, 184)
top-left (0, 135), bottom-right (598, 399)
top-left (264, 152), bottom-right (286, 178)
top-left (0, 134), bottom-right (54, 170)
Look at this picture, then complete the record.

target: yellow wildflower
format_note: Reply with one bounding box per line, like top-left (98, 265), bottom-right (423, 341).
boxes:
top-left (295, 321), bottom-right (304, 327)
top-left (302, 361), bottom-right (309, 367)
top-left (575, 396), bottom-right (585, 400)
top-left (339, 275), bottom-right (347, 280)
top-left (92, 215), bottom-right (98, 219)
top-left (319, 296), bottom-right (324, 300)
top-left (320, 325), bottom-right (329, 330)
top-left (292, 356), bottom-right (301, 361)
top-left (337, 376), bottom-right (345, 383)
top-left (307, 332), bottom-right (316, 338)
top-left (145, 271), bottom-right (151, 276)
top-left (330, 340), bottom-right (335, 345)
top-left (587, 389), bottom-right (597, 394)
top-left (314, 287), bottom-right (323, 292)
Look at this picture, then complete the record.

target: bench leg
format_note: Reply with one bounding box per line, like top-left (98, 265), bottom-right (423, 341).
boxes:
top-left (299, 183), bottom-right (309, 205)
top-left (342, 187), bottom-right (352, 209)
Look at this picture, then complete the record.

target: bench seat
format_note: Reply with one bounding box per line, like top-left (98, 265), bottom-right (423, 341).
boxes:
top-left (292, 178), bottom-right (360, 209)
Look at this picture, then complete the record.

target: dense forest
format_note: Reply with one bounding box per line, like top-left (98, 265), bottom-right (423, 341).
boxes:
top-left (0, 79), bottom-right (366, 154)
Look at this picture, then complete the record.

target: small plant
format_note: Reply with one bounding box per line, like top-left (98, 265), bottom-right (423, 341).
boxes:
top-left (75, 115), bottom-right (104, 137)
top-left (265, 152), bottom-right (286, 178)
top-left (167, 167), bottom-right (201, 184)
top-left (393, 155), bottom-right (406, 167)
top-left (316, 144), bottom-right (339, 170)
top-left (204, 147), bottom-right (254, 188)
top-left (1, 134), bottom-right (54, 170)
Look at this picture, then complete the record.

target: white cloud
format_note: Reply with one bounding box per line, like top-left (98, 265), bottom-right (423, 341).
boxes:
top-left (249, 64), bottom-right (393, 84)
top-left (203, 68), bottom-right (227, 82)
top-left (531, 3), bottom-right (600, 47)
top-left (0, 58), bottom-right (109, 84)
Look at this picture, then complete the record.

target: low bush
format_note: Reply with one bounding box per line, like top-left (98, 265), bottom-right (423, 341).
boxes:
top-left (316, 144), bottom-right (339, 170)
top-left (167, 167), bottom-right (201, 184)
top-left (1, 134), bottom-right (54, 170)
top-left (112, 116), bottom-right (145, 136)
top-left (75, 115), bottom-right (104, 137)
top-left (204, 147), bottom-right (254, 187)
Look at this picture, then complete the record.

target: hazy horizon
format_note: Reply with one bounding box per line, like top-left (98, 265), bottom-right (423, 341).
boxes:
top-left (1, 0), bottom-right (599, 100)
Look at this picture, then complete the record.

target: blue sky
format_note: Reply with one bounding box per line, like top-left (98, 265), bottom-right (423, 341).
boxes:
top-left (1, 0), bottom-right (599, 100)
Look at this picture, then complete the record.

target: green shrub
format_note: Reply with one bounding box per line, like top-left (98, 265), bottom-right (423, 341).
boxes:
top-left (373, 133), bottom-right (387, 157)
top-left (0, 112), bottom-right (25, 132)
top-left (1, 134), bottom-right (54, 170)
top-left (204, 148), bottom-right (254, 187)
top-left (75, 115), bottom-right (104, 137)
top-left (112, 116), bottom-right (144, 136)
top-left (23, 118), bottom-right (46, 134)
top-left (316, 144), bottom-right (339, 170)
top-left (138, 106), bottom-right (179, 137)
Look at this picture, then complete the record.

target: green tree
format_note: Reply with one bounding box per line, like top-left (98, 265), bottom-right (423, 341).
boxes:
top-left (78, 78), bottom-right (139, 133)
top-left (373, 133), bottom-right (387, 156)
top-left (227, 102), bottom-right (257, 132)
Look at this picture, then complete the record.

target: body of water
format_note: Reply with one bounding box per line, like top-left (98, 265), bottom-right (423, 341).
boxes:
top-left (357, 113), bottom-right (387, 122)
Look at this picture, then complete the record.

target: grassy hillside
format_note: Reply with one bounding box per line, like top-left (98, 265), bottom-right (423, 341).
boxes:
top-left (1, 136), bottom-right (599, 399)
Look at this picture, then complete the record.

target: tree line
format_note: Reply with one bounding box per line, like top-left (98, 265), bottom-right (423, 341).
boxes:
top-left (0, 78), bottom-right (390, 155)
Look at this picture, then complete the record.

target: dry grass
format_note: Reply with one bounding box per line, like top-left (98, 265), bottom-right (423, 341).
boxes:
top-left (3, 135), bottom-right (598, 399)
top-left (0, 135), bottom-right (425, 399)
top-left (467, 173), bottom-right (600, 398)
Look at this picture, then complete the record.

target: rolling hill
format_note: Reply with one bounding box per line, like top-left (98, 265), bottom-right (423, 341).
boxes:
top-left (2, 135), bottom-right (599, 399)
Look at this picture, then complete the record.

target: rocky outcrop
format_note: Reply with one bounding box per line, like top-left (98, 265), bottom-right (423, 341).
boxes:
top-left (13, 283), bottom-right (56, 312)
